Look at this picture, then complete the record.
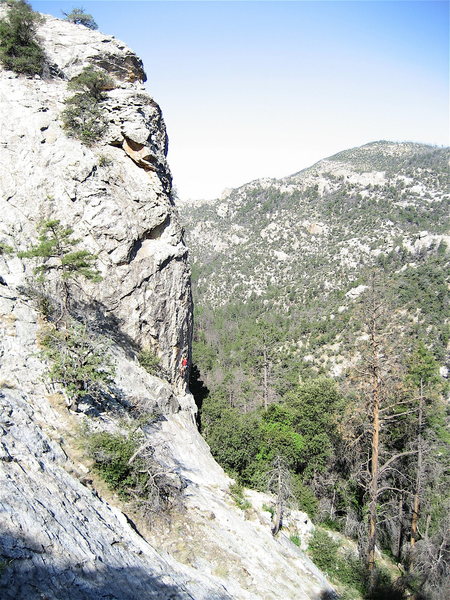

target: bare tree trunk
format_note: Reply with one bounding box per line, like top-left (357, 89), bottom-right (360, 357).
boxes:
top-left (330, 488), bottom-right (336, 521)
top-left (268, 455), bottom-right (291, 536)
top-left (410, 379), bottom-right (424, 548)
top-left (272, 498), bottom-right (283, 536)
top-left (272, 459), bottom-right (283, 535)
top-left (367, 389), bottom-right (380, 572)
top-left (367, 323), bottom-right (381, 574)
top-left (263, 346), bottom-right (268, 409)
top-left (55, 278), bottom-right (71, 324)
top-left (396, 492), bottom-right (404, 562)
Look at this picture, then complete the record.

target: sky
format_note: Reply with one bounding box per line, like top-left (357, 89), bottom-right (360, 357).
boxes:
top-left (31, 1), bottom-right (449, 201)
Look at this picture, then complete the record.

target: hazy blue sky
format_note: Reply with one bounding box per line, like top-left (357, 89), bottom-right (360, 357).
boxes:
top-left (32, 1), bottom-right (449, 200)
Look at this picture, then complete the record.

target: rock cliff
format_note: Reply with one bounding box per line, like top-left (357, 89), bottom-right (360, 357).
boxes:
top-left (0, 10), bottom-right (334, 600)
top-left (0, 8), bottom-right (191, 387)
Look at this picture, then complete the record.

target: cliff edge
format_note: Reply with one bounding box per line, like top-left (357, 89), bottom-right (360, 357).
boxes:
top-left (0, 10), bottom-right (334, 600)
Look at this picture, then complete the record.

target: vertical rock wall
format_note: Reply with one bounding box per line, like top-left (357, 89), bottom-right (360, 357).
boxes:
top-left (0, 12), bottom-right (192, 387)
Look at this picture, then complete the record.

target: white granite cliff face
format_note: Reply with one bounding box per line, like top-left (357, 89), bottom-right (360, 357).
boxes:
top-left (0, 9), bottom-right (191, 387)
top-left (0, 12), bottom-right (335, 600)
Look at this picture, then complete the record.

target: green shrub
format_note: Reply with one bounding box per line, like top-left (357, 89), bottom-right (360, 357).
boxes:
top-left (138, 348), bottom-right (161, 376)
top-left (319, 516), bottom-right (342, 532)
top-left (39, 320), bottom-right (114, 407)
top-left (63, 7), bottom-right (98, 30)
top-left (61, 93), bottom-right (107, 144)
top-left (229, 482), bottom-right (251, 510)
top-left (262, 502), bottom-right (275, 516)
top-left (289, 534), bottom-right (301, 547)
top-left (0, 0), bottom-right (45, 75)
top-left (61, 66), bottom-right (113, 144)
top-left (84, 428), bottom-right (183, 514)
top-left (85, 430), bottom-right (143, 496)
top-left (308, 529), bottom-right (404, 599)
top-left (0, 241), bottom-right (13, 254)
top-left (291, 475), bottom-right (319, 519)
top-left (67, 65), bottom-right (113, 101)
top-left (334, 552), bottom-right (366, 596)
top-left (98, 153), bottom-right (113, 167)
top-left (308, 528), bottom-right (340, 575)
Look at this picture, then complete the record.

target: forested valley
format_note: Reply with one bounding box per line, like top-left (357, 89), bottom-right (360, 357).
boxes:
top-left (182, 143), bottom-right (450, 600)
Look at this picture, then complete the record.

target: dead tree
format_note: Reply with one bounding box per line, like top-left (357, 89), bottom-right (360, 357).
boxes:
top-left (348, 272), bottom-right (417, 578)
top-left (410, 380), bottom-right (424, 548)
top-left (267, 454), bottom-right (293, 535)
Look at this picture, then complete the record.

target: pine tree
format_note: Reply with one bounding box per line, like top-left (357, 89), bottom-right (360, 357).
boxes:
top-left (63, 7), bottom-right (98, 30)
top-left (19, 219), bottom-right (101, 315)
top-left (0, 0), bottom-right (45, 75)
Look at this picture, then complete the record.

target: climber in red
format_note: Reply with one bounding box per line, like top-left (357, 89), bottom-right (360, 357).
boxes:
top-left (180, 356), bottom-right (188, 377)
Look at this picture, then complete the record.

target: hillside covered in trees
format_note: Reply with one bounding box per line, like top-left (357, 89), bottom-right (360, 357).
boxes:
top-left (181, 141), bottom-right (450, 599)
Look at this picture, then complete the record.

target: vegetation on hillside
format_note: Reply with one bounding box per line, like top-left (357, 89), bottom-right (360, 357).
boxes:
top-left (18, 219), bottom-right (112, 409)
top-left (0, 0), bottom-right (45, 75)
top-left (61, 66), bottom-right (113, 144)
top-left (16, 218), bottom-right (182, 520)
top-left (83, 426), bottom-right (184, 515)
top-left (194, 271), bottom-right (449, 598)
top-left (39, 320), bottom-right (114, 409)
top-left (185, 143), bottom-right (450, 599)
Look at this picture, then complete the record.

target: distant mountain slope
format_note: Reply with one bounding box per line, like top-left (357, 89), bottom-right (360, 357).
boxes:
top-left (182, 141), bottom-right (448, 306)
top-left (180, 141), bottom-right (449, 381)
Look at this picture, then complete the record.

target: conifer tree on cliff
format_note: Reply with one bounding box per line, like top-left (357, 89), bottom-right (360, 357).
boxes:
top-left (19, 219), bottom-right (101, 317)
top-left (63, 7), bottom-right (98, 30)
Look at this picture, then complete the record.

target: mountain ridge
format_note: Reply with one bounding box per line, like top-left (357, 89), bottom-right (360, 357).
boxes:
top-left (182, 140), bottom-right (449, 306)
top-left (181, 139), bottom-right (449, 384)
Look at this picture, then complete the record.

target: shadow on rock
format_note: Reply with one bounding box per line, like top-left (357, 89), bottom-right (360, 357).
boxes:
top-left (189, 363), bottom-right (209, 430)
top-left (73, 298), bottom-right (140, 358)
top-left (0, 530), bottom-right (232, 600)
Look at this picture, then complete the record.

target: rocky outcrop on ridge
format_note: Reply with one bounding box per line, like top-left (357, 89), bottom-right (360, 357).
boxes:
top-left (0, 10), bottom-right (335, 600)
top-left (181, 141), bottom-right (449, 309)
